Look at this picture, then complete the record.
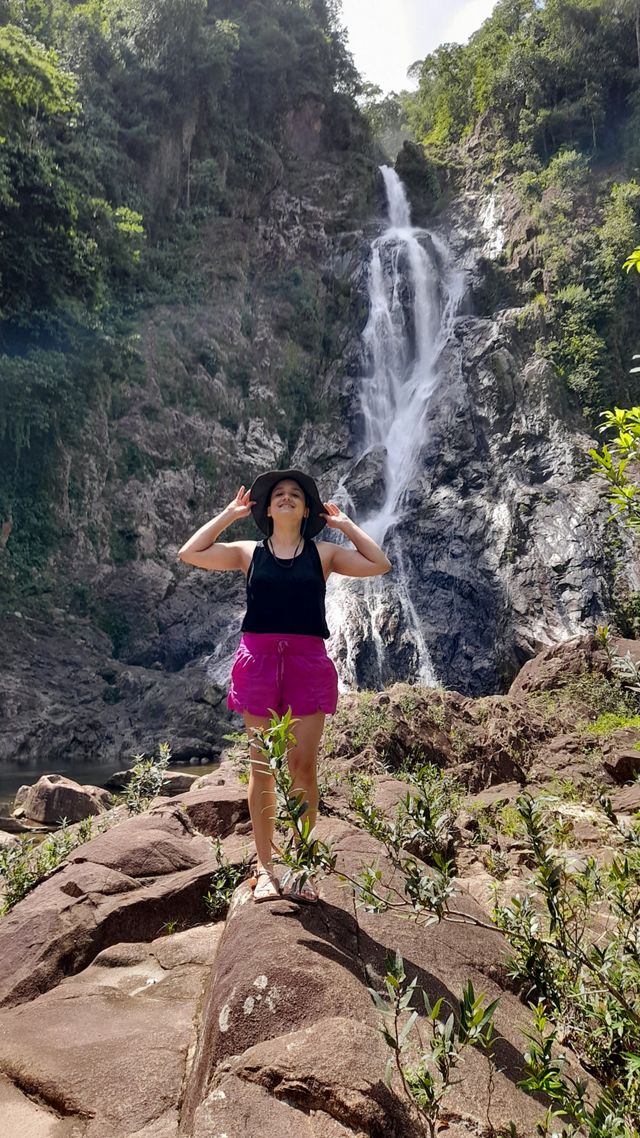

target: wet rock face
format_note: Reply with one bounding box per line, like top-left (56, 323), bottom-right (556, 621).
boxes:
top-left (0, 612), bottom-right (232, 776)
top-left (398, 301), bottom-right (628, 694)
top-left (302, 190), bottom-right (640, 696)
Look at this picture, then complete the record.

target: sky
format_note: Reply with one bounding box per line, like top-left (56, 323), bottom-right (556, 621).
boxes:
top-left (340, 0), bottom-right (499, 93)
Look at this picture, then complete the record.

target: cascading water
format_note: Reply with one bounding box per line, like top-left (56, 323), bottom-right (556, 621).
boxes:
top-left (326, 166), bottom-right (468, 690)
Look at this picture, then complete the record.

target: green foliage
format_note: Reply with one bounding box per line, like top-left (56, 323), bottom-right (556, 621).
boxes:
top-left (368, 952), bottom-right (498, 1138)
top-left (624, 246), bottom-right (640, 274)
top-left (0, 814), bottom-right (95, 915)
top-left (528, 668), bottom-right (637, 725)
top-left (586, 712), bottom-right (640, 735)
top-left (591, 406), bottom-right (640, 529)
top-left (323, 691), bottom-right (392, 760)
top-left (223, 729), bottom-right (250, 783)
top-left (203, 837), bottom-right (250, 920)
top-left (350, 764), bottom-right (458, 872)
top-left (248, 709), bottom-right (337, 889)
top-left (611, 649), bottom-right (640, 700)
top-left (0, 23), bottom-right (76, 133)
top-left (401, 1), bottom-right (640, 418)
top-left (0, 0), bottom-right (368, 599)
top-left (357, 82), bottom-right (411, 159)
top-left (249, 712), bottom-right (487, 932)
top-left (119, 741), bottom-right (171, 813)
top-left (612, 592), bottom-right (640, 640)
top-left (406, 1), bottom-right (639, 162)
top-left (494, 793), bottom-right (640, 1104)
top-left (520, 1002), bottom-right (640, 1137)
top-left (522, 162), bottom-right (640, 415)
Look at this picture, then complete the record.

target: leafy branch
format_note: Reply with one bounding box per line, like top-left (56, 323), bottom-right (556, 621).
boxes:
top-left (493, 795), bottom-right (640, 1079)
top-left (368, 951), bottom-right (499, 1138)
top-left (519, 1002), bottom-right (639, 1138)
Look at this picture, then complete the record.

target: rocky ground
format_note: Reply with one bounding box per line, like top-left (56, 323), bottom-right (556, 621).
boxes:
top-left (0, 635), bottom-right (639, 1137)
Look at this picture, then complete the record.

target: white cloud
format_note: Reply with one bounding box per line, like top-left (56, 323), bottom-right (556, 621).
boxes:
top-left (340, 0), bottom-right (416, 91)
top-left (340, 0), bottom-right (499, 92)
top-left (441, 0), bottom-right (499, 45)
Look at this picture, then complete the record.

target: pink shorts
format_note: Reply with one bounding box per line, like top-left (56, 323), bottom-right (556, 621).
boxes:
top-left (227, 633), bottom-right (339, 719)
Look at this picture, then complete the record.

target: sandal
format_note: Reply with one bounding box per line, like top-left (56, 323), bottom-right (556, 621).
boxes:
top-left (251, 868), bottom-right (281, 903)
top-left (284, 873), bottom-right (319, 904)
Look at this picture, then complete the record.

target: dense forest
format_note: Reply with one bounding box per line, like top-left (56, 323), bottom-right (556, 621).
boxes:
top-left (365, 0), bottom-right (640, 420)
top-left (0, 0), bottom-right (367, 600)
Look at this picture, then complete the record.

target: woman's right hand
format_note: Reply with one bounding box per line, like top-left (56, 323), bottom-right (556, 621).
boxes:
top-left (224, 486), bottom-right (255, 522)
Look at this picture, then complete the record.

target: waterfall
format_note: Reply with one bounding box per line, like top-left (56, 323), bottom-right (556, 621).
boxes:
top-left (480, 192), bottom-right (506, 259)
top-left (326, 166), bottom-right (467, 689)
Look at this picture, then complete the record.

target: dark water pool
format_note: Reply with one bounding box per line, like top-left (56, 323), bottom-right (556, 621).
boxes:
top-left (0, 759), bottom-right (224, 813)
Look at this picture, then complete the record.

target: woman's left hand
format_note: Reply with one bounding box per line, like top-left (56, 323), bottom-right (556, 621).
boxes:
top-left (321, 502), bottom-right (351, 530)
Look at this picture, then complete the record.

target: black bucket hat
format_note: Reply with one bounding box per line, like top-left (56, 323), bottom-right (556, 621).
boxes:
top-left (249, 469), bottom-right (326, 538)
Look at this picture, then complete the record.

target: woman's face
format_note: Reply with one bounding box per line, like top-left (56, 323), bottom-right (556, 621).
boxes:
top-left (267, 479), bottom-right (309, 529)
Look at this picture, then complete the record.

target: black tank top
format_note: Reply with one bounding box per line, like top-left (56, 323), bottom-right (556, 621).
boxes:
top-left (241, 539), bottom-right (330, 639)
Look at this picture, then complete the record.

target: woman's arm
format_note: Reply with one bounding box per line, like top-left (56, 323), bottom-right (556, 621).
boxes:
top-left (177, 486), bottom-right (256, 572)
top-left (317, 503), bottom-right (391, 579)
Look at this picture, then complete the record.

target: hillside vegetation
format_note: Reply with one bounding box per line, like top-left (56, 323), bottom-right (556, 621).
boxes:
top-left (369, 0), bottom-right (640, 418)
top-left (0, 0), bottom-right (367, 602)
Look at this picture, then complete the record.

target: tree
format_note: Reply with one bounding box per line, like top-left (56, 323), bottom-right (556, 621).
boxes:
top-left (591, 407), bottom-right (640, 529)
top-left (357, 82), bottom-right (411, 158)
top-left (0, 23), bottom-right (76, 136)
top-left (591, 247), bottom-right (640, 529)
top-left (614, 0), bottom-right (640, 71)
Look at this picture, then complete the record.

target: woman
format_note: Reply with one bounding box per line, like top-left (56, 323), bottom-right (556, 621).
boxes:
top-left (178, 468), bottom-right (391, 902)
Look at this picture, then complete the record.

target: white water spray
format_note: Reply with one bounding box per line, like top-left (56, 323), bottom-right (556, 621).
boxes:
top-left (327, 166), bottom-right (467, 688)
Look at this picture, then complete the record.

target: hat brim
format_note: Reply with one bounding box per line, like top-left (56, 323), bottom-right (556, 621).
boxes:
top-left (249, 469), bottom-right (326, 538)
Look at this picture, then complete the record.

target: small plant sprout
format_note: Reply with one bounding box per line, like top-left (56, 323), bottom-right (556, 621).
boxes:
top-left (0, 815), bottom-right (95, 916)
top-left (203, 838), bottom-right (251, 920)
top-left (368, 952), bottom-right (499, 1138)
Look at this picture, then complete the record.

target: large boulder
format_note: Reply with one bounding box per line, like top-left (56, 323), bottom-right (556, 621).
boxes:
top-left (181, 819), bottom-right (549, 1138)
top-left (0, 925), bottom-right (225, 1138)
top-left (19, 773), bottom-right (112, 824)
top-left (0, 788), bottom-right (251, 1010)
top-left (508, 634), bottom-right (606, 697)
top-left (197, 1018), bottom-right (420, 1138)
top-left (104, 769), bottom-right (200, 795)
top-left (602, 732), bottom-right (640, 783)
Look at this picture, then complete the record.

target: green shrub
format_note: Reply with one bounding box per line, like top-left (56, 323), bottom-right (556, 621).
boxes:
top-left (494, 794), bottom-right (640, 1096)
top-left (203, 839), bottom-right (250, 920)
top-left (119, 742), bottom-right (171, 814)
top-left (323, 691), bottom-right (392, 760)
top-left (586, 713), bottom-right (640, 736)
top-left (0, 816), bottom-right (95, 916)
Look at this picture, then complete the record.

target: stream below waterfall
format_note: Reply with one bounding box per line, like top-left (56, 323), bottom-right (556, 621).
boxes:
top-left (326, 167), bottom-right (468, 691)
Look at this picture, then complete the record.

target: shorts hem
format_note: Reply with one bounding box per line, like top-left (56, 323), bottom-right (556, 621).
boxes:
top-left (227, 697), bottom-right (337, 718)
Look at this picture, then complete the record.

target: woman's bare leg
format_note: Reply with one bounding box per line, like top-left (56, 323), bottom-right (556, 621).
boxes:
top-left (243, 713), bottom-right (276, 871)
top-left (286, 711), bottom-right (326, 830)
